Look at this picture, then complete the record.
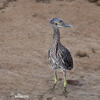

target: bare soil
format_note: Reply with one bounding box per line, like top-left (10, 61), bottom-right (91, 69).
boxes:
top-left (0, 0), bottom-right (100, 100)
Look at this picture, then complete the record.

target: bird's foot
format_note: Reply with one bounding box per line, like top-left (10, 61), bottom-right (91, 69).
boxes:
top-left (63, 87), bottom-right (69, 97)
top-left (63, 87), bottom-right (67, 93)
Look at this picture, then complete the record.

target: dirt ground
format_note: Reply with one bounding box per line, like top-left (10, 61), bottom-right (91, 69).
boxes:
top-left (0, 0), bottom-right (100, 100)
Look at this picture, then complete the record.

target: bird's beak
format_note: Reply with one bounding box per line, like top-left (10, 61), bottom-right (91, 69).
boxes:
top-left (63, 23), bottom-right (72, 28)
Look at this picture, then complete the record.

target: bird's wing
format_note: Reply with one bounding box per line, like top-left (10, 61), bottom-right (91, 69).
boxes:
top-left (57, 46), bottom-right (73, 70)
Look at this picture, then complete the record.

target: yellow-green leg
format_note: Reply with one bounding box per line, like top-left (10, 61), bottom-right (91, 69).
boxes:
top-left (63, 71), bottom-right (67, 92)
top-left (53, 70), bottom-right (58, 88)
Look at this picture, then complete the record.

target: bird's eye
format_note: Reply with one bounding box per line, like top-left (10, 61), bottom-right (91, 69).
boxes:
top-left (55, 23), bottom-right (58, 25)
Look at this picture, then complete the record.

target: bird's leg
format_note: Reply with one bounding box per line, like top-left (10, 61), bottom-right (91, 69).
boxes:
top-left (63, 70), bottom-right (67, 92)
top-left (53, 70), bottom-right (58, 88)
top-left (54, 70), bottom-right (58, 85)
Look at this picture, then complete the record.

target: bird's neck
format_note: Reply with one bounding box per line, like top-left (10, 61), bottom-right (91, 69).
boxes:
top-left (53, 27), bottom-right (60, 42)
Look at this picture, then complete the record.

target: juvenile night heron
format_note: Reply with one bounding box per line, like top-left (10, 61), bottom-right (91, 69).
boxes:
top-left (48, 18), bottom-right (73, 92)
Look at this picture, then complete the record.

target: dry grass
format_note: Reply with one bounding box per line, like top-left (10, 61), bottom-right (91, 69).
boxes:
top-left (0, 2), bottom-right (8, 10)
top-left (75, 50), bottom-right (89, 58)
top-left (32, 13), bottom-right (38, 17)
top-left (35, 0), bottom-right (51, 3)
top-left (96, 0), bottom-right (100, 6)
top-left (88, 0), bottom-right (98, 2)
top-left (0, 0), bottom-right (17, 11)
top-left (91, 48), bottom-right (96, 53)
top-left (88, 0), bottom-right (100, 6)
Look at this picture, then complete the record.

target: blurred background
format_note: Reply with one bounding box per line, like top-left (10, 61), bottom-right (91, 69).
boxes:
top-left (0, 0), bottom-right (100, 100)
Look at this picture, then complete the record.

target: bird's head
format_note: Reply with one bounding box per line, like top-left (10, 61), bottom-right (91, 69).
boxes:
top-left (50, 18), bottom-right (72, 29)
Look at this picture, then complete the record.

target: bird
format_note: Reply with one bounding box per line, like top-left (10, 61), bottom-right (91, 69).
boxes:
top-left (48, 18), bottom-right (73, 92)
